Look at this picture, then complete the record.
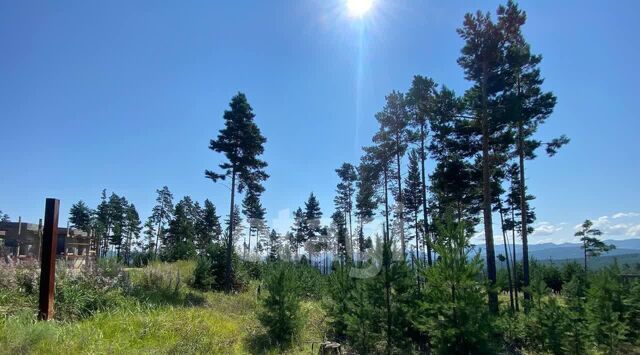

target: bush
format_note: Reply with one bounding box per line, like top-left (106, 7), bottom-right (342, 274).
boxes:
top-left (130, 262), bottom-right (203, 306)
top-left (258, 262), bottom-right (304, 347)
top-left (240, 260), bottom-right (263, 280)
top-left (192, 256), bottom-right (214, 291)
top-left (0, 259), bottom-right (129, 321)
top-left (417, 219), bottom-right (494, 354)
top-left (0, 261), bottom-right (39, 317)
top-left (291, 263), bottom-right (326, 300)
top-left (586, 265), bottom-right (628, 353)
top-left (344, 279), bottom-right (377, 354)
top-left (496, 312), bottom-right (527, 354)
top-left (526, 297), bottom-right (571, 355)
top-left (130, 251), bottom-right (154, 267)
top-left (325, 265), bottom-right (353, 340)
top-left (192, 243), bottom-right (247, 292)
top-left (624, 280), bottom-right (640, 344)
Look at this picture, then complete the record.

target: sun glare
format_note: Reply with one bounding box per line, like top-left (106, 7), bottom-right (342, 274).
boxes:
top-left (346, 0), bottom-right (373, 18)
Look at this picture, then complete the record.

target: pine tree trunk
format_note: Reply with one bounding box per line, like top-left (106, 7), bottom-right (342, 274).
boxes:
top-left (225, 169), bottom-right (236, 293)
top-left (518, 126), bottom-right (531, 303)
top-left (155, 211), bottom-right (163, 257)
top-left (419, 124), bottom-right (433, 266)
top-left (348, 191), bottom-right (354, 264)
top-left (395, 136), bottom-right (405, 258)
top-left (383, 166), bottom-right (390, 246)
top-left (247, 226), bottom-right (252, 259)
top-left (511, 206), bottom-right (520, 312)
top-left (481, 64), bottom-right (498, 314)
top-left (415, 210), bottom-right (420, 265)
top-left (499, 207), bottom-right (515, 312)
top-left (382, 163), bottom-right (393, 354)
top-left (583, 240), bottom-right (588, 272)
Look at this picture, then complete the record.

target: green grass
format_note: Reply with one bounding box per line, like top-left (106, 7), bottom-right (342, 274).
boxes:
top-left (0, 261), bottom-right (328, 354)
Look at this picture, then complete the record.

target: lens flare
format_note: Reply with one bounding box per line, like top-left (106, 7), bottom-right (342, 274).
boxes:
top-left (346, 0), bottom-right (373, 18)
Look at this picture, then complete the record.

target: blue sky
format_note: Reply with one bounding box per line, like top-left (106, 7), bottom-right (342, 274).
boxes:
top-left (1, 0), bottom-right (638, 244)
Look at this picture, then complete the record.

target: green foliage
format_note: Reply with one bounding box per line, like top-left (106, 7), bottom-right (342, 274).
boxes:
top-left (193, 242), bottom-right (247, 292)
top-left (161, 196), bottom-right (199, 262)
top-left (575, 219), bottom-right (615, 271)
top-left (586, 265), bottom-right (628, 353)
top-left (624, 280), bottom-right (640, 344)
top-left (55, 268), bottom-right (129, 321)
top-left (0, 209), bottom-right (9, 222)
top-left (258, 262), bottom-right (304, 347)
top-left (196, 199), bottom-right (223, 252)
top-left (561, 273), bottom-right (590, 354)
top-left (344, 279), bottom-right (377, 354)
top-left (496, 312), bottom-right (527, 354)
top-left (0, 259), bottom-right (130, 321)
top-left (325, 265), bottom-right (354, 339)
top-left (291, 263), bottom-right (326, 300)
top-left (69, 200), bottom-right (93, 234)
top-left (206, 92), bottom-right (269, 292)
top-left (416, 218), bottom-right (493, 354)
top-left (526, 297), bottom-right (571, 355)
top-left (528, 271), bottom-right (550, 309)
top-left (192, 256), bottom-right (215, 291)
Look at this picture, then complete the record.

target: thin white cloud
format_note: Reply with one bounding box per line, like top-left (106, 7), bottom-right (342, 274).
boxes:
top-left (625, 224), bottom-right (640, 237)
top-left (532, 221), bottom-right (564, 236)
top-left (574, 213), bottom-right (640, 239)
top-left (612, 212), bottom-right (640, 219)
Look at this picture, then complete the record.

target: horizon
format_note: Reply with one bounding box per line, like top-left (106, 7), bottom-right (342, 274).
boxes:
top-left (2, 0), bottom-right (639, 246)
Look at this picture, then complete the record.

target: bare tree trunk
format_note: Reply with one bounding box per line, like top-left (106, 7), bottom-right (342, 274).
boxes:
top-left (481, 64), bottom-right (498, 314)
top-left (583, 240), bottom-right (588, 272)
top-left (415, 210), bottom-right (420, 265)
top-left (511, 206), bottom-right (520, 312)
top-left (395, 137), bottom-right (405, 258)
top-left (383, 166), bottom-right (390, 245)
top-left (348, 190), bottom-right (354, 265)
top-left (518, 125), bottom-right (531, 303)
top-left (419, 124), bottom-right (433, 266)
top-left (155, 211), bottom-right (163, 258)
top-left (499, 207), bottom-right (515, 312)
top-left (225, 169), bottom-right (236, 293)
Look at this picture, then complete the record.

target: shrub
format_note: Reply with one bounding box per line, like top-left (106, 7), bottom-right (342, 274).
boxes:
top-left (240, 260), bottom-right (263, 280)
top-left (192, 243), bottom-right (247, 292)
top-left (624, 280), bottom-right (640, 344)
top-left (344, 279), bottom-right (376, 354)
top-left (0, 259), bottom-right (128, 321)
top-left (130, 251), bottom-right (154, 267)
top-left (291, 263), bottom-right (326, 300)
top-left (416, 219), bottom-right (494, 354)
top-left (586, 265), bottom-right (628, 353)
top-left (496, 312), bottom-right (527, 354)
top-left (526, 297), bottom-right (571, 355)
top-left (325, 264), bottom-right (353, 340)
top-left (192, 256), bottom-right (214, 291)
top-left (54, 261), bottom-right (130, 321)
top-left (258, 262), bottom-right (303, 347)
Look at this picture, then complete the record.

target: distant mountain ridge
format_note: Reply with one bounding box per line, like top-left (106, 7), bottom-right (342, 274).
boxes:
top-left (471, 238), bottom-right (640, 261)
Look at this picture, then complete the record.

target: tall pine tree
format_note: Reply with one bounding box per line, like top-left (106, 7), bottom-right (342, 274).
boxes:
top-left (457, 8), bottom-right (506, 313)
top-left (373, 91), bottom-right (412, 257)
top-left (334, 163), bottom-right (358, 262)
top-left (497, 1), bottom-right (567, 301)
top-left (206, 93), bottom-right (268, 292)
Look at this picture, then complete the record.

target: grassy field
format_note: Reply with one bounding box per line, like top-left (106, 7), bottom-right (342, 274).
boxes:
top-left (0, 261), bottom-right (328, 355)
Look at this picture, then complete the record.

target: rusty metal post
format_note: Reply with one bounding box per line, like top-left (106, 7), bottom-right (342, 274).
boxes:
top-left (38, 198), bottom-right (59, 321)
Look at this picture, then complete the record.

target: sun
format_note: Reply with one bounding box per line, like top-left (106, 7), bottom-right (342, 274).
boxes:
top-left (346, 0), bottom-right (373, 18)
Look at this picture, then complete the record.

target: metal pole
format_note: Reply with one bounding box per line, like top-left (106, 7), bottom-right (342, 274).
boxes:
top-left (38, 198), bottom-right (59, 321)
